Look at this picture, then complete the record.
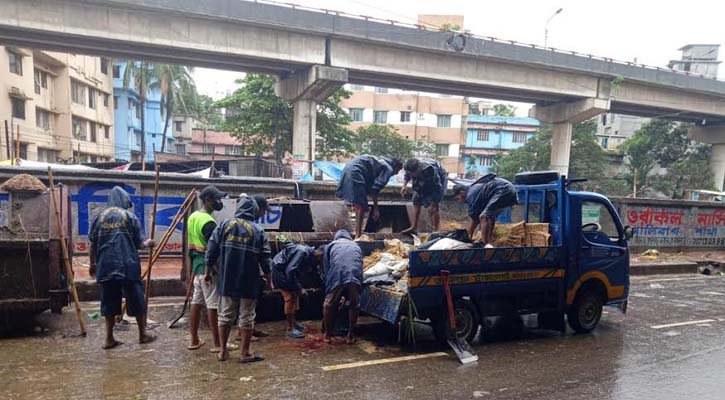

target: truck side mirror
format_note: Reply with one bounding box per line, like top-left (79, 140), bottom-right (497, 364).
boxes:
top-left (624, 226), bottom-right (634, 240)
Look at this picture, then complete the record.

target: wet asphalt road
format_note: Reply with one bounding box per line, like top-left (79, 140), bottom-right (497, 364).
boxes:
top-left (2, 274), bottom-right (725, 400)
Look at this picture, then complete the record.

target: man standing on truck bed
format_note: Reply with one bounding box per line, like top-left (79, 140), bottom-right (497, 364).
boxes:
top-left (206, 194), bottom-right (272, 363)
top-left (400, 158), bottom-right (447, 233)
top-left (453, 174), bottom-right (517, 244)
top-left (187, 185), bottom-right (227, 352)
top-left (89, 186), bottom-right (156, 350)
top-left (336, 155), bottom-right (403, 238)
top-left (321, 229), bottom-right (363, 344)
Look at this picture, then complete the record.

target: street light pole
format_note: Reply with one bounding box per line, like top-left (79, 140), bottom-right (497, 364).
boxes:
top-left (544, 8), bottom-right (563, 48)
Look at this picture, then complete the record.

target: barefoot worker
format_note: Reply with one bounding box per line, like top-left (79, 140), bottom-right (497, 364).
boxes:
top-left (89, 186), bottom-right (156, 350)
top-left (206, 194), bottom-right (272, 363)
top-left (336, 155), bottom-right (403, 238)
top-left (321, 230), bottom-right (363, 344)
top-left (400, 158), bottom-right (447, 233)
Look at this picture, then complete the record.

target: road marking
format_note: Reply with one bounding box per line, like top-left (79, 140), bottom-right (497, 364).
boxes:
top-left (651, 319), bottom-right (716, 329)
top-left (700, 291), bottom-right (725, 296)
top-left (644, 277), bottom-right (706, 283)
top-left (82, 302), bottom-right (181, 313)
top-left (321, 352), bottom-right (448, 371)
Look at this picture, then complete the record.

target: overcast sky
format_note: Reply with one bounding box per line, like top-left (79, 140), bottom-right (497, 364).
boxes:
top-left (194, 0), bottom-right (724, 112)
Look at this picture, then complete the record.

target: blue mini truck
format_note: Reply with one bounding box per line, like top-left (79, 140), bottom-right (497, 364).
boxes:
top-left (360, 175), bottom-right (631, 342)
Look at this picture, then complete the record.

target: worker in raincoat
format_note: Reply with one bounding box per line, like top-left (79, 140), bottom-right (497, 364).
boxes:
top-left (206, 194), bottom-right (272, 363)
top-left (336, 155), bottom-right (403, 238)
top-left (89, 186), bottom-right (156, 350)
top-left (453, 173), bottom-right (518, 244)
top-left (400, 158), bottom-right (448, 233)
top-left (321, 229), bottom-right (363, 344)
top-left (271, 240), bottom-right (315, 339)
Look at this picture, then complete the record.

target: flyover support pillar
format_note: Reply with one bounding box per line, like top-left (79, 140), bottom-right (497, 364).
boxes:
top-left (530, 97), bottom-right (610, 177)
top-left (278, 65), bottom-right (348, 177)
top-left (689, 126), bottom-right (725, 191)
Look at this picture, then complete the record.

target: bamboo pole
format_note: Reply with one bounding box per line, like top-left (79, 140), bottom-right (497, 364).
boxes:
top-left (48, 167), bottom-right (87, 336)
top-left (15, 124), bottom-right (20, 161)
top-left (143, 165), bottom-right (161, 310)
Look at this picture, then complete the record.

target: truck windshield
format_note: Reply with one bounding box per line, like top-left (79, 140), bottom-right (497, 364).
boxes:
top-left (581, 201), bottom-right (621, 240)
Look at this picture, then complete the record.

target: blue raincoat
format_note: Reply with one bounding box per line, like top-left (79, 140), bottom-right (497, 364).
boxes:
top-left (89, 187), bottom-right (144, 283)
top-left (321, 230), bottom-right (363, 293)
top-left (466, 174), bottom-right (517, 219)
top-left (206, 195), bottom-right (271, 299)
top-left (271, 243), bottom-right (315, 291)
top-left (407, 158), bottom-right (447, 207)
top-left (336, 155), bottom-right (396, 209)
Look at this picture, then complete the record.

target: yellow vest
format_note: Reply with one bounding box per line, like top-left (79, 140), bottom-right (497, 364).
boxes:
top-left (187, 210), bottom-right (215, 253)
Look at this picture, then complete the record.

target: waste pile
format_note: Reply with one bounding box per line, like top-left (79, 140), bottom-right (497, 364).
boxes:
top-left (0, 174), bottom-right (47, 193)
top-left (362, 239), bottom-right (413, 292)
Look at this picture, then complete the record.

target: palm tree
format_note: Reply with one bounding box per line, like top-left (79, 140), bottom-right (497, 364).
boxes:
top-left (122, 60), bottom-right (154, 164)
top-left (150, 64), bottom-right (197, 153)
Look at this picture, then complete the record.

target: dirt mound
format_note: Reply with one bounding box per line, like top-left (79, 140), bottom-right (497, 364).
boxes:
top-left (0, 174), bottom-right (47, 194)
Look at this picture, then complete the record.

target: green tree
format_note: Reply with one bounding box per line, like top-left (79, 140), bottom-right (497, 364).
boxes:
top-left (122, 61), bottom-right (154, 161)
top-left (492, 104), bottom-right (516, 117)
top-left (194, 95), bottom-right (224, 130)
top-left (354, 124), bottom-right (434, 160)
top-left (621, 132), bottom-right (657, 197)
top-left (215, 74), bottom-right (292, 158)
top-left (495, 120), bottom-right (626, 194)
top-left (149, 64), bottom-right (196, 153)
top-left (316, 89), bottom-right (356, 160)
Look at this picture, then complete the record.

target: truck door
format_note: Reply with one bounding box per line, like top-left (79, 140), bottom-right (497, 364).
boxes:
top-left (576, 198), bottom-right (629, 303)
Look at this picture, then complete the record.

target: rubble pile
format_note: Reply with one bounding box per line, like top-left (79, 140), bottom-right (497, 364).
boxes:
top-left (362, 239), bottom-right (414, 292)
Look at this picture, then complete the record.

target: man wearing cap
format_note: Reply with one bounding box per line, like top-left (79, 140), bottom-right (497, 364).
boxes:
top-left (400, 158), bottom-right (448, 233)
top-left (453, 174), bottom-right (517, 244)
top-left (187, 186), bottom-right (226, 352)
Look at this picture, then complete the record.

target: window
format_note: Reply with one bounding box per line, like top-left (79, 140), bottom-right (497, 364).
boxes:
top-left (202, 144), bottom-right (215, 154)
top-left (113, 96), bottom-right (118, 110)
top-left (135, 102), bottom-right (142, 118)
top-left (72, 117), bottom-right (87, 140)
top-left (134, 131), bottom-right (143, 146)
top-left (175, 144), bottom-right (186, 155)
top-left (36, 108), bottom-right (50, 130)
top-left (8, 50), bottom-right (22, 75)
top-left (581, 201), bottom-right (620, 239)
top-left (435, 144), bottom-right (450, 157)
top-left (601, 114), bottom-right (608, 125)
top-left (436, 114), bottom-right (451, 128)
top-left (11, 98), bottom-right (25, 119)
top-left (71, 80), bottom-right (85, 105)
top-left (88, 88), bottom-right (96, 109)
top-left (89, 122), bottom-right (97, 142)
top-left (349, 108), bottom-right (364, 122)
top-left (34, 69), bottom-right (48, 94)
top-left (112, 65), bottom-right (121, 79)
top-left (480, 155), bottom-right (493, 166)
top-left (103, 94), bottom-right (109, 107)
top-left (18, 144), bottom-right (27, 160)
top-left (476, 130), bottom-right (489, 142)
top-left (101, 59), bottom-right (108, 75)
top-left (400, 111), bottom-right (411, 123)
top-left (373, 110), bottom-right (388, 124)
top-left (374, 87), bottom-right (388, 94)
top-left (225, 145), bottom-right (242, 156)
top-left (38, 148), bottom-right (59, 163)
top-left (512, 132), bottom-right (527, 143)
top-left (175, 121), bottom-right (183, 132)
top-left (104, 125), bottom-right (110, 139)
top-left (349, 84), bottom-right (364, 91)
top-left (600, 137), bottom-right (609, 149)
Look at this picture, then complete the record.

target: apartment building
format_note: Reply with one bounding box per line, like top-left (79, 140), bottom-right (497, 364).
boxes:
top-left (462, 115), bottom-right (539, 176)
top-left (189, 128), bottom-right (243, 161)
top-left (0, 47), bottom-right (114, 163)
top-left (339, 85), bottom-right (468, 174)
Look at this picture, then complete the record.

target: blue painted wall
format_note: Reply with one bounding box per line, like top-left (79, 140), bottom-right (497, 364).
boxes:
top-left (113, 61), bottom-right (169, 162)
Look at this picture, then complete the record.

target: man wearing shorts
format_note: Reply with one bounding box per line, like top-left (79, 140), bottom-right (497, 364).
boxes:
top-left (89, 186), bottom-right (156, 350)
top-left (453, 174), bottom-right (518, 244)
top-left (187, 185), bottom-right (226, 352)
top-left (321, 229), bottom-right (363, 344)
top-left (336, 155), bottom-right (403, 238)
top-left (206, 194), bottom-right (271, 363)
top-left (400, 158), bottom-right (448, 233)
top-left (271, 239), bottom-right (315, 339)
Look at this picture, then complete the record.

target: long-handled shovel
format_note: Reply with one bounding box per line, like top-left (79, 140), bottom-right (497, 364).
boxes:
top-left (143, 165), bottom-right (161, 317)
top-left (441, 270), bottom-right (477, 364)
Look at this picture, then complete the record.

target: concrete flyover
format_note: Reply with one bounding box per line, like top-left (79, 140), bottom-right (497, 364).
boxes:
top-left (1, 0), bottom-right (725, 182)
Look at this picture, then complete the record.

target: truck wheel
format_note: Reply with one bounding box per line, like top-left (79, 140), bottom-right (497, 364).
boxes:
top-left (433, 299), bottom-right (480, 344)
top-left (567, 288), bottom-right (604, 333)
